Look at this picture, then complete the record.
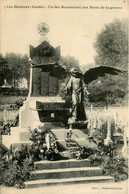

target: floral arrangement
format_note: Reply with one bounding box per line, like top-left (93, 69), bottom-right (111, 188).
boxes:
top-left (29, 127), bottom-right (61, 161)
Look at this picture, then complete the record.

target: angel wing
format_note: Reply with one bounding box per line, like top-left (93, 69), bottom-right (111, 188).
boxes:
top-left (47, 63), bottom-right (69, 79)
top-left (31, 62), bottom-right (69, 79)
top-left (83, 66), bottom-right (125, 84)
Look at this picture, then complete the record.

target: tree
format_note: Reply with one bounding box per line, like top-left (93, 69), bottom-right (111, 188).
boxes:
top-left (0, 54), bottom-right (12, 86)
top-left (89, 20), bottom-right (128, 106)
top-left (60, 55), bottom-right (80, 71)
top-left (5, 53), bottom-right (30, 88)
top-left (80, 63), bottom-right (95, 73)
top-left (94, 19), bottom-right (128, 70)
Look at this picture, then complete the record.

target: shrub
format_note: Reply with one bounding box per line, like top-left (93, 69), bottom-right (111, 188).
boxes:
top-left (1, 145), bottom-right (34, 189)
top-left (89, 141), bottom-right (128, 182)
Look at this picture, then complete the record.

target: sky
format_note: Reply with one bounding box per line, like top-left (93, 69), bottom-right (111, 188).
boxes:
top-left (0, 0), bottom-right (128, 66)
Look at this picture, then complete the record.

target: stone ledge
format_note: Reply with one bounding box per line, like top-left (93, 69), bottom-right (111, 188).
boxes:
top-left (25, 176), bottom-right (114, 188)
top-left (34, 159), bottom-right (91, 170)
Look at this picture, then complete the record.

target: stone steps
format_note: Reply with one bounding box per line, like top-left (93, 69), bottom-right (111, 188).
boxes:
top-left (29, 167), bottom-right (103, 180)
top-left (34, 159), bottom-right (91, 170)
top-left (24, 158), bottom-right (114, 188)
top-left (25, 176), bottom-right (114, 188)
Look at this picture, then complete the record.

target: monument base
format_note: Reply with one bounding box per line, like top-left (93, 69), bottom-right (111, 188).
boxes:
top-left (19, 96), bottom-right (67, 129)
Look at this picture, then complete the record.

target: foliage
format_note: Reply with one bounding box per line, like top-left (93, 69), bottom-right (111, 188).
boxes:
top-left (0, 53), bottom-right (30, 87)
top-left (88, 72), bottom-right (128, 106)
top-left (14, 99), bottom-right (25, 108)
top-left (1, 123), bottom-right (11, 135)
top-left (60, 55), bottom-right (80, 71)
top-left (1, 144), bottom-right (34, 188)
top-left (1, 98), bottom-right (25, 135)
top-left (1, 114), bottom-right (19, 135)
top-left (89, 19), bottom-right (128, 106)
top-left (5, 53), bottom-right (30, 87)
top-left (80, 63), bottom-right (94, 73)
top-left (89, 140), bottom-right (128, 182)
top-left (0, 54), bottom-right (11, 86)
top-left (103, 156), bottom-right (128, 182)
top-left (2, 161), bottom-right (29, 188)
top-left (94, 19), bottom-right (128, 69)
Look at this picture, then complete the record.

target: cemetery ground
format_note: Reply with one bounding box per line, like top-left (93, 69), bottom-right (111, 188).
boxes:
top-left (0, 96), bottom-right (26, 106)
top-left (0, 96), bottom-right (27, 111)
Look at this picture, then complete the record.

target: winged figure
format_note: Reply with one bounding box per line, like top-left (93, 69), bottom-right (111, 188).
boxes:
top-left (60, 65), bottom-right (125, 125)
top-left (38, 62), bottom-right (125, 124)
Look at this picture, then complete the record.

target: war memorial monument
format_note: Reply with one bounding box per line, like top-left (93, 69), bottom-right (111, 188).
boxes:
top-left (2, 24), bottom-right (128, 188)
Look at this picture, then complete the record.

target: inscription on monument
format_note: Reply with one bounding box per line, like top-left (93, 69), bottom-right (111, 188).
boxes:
top-left (32, 68), bottom-right (41, 96)
top-left (30, 40), bottom-right (61, 97)
top-left (41, 72), bottom-right (49, 96)
top-left (36, 102), bottom-right (65, 110)
top-left (49, 76), bottom-right (59, 96)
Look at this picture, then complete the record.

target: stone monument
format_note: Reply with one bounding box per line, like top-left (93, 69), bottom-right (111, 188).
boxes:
top-left (2, 24), bottom-right (94, 151)
top-left (19, 40), bottom-right (68, 130)
top-left (2, 37), bottom-right (69, 149)
top-left (2, 24), bottom-right (114, 187)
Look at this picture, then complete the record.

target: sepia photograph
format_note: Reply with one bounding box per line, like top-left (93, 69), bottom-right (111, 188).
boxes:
top-left (0, 0), bottom-right (128, 194)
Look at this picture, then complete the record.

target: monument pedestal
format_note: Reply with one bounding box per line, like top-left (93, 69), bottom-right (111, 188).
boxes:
top-left (2, 127), bottom-right (31, 149)
top-left (2, 96), bottom-right (68, 149)
top-left (19, 96), bottom-right (66, 129)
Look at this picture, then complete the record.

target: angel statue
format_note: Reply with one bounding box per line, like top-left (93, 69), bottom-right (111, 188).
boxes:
top-left (62, 66), bottom-right (124, 126)
top-left (39, 63), bottom-right (125, 126)
top-left (63, 68), bottom-right (90, 125)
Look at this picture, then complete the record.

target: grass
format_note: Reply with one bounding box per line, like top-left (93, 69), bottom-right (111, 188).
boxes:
top-left (0, 96), bottom-right (27, 105)
top-left (0, 96), bottom-right (26, 120)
